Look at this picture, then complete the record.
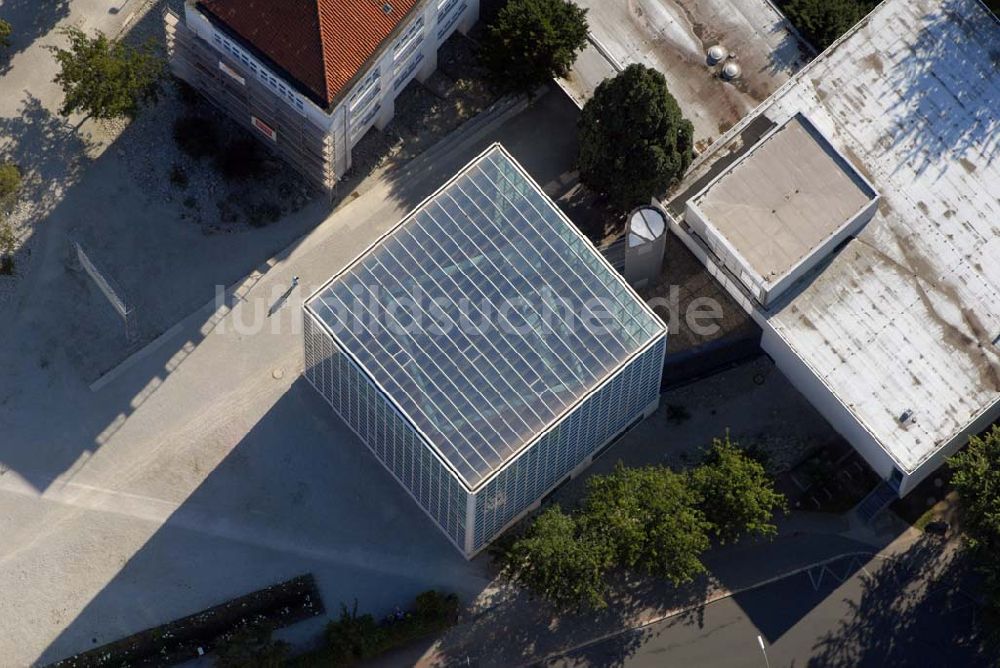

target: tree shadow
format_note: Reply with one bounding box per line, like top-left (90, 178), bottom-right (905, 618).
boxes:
top-left (0, 0), bottom-right (71, 75)
top-left (0, 93), bottom-right (96, 222)
top-left (882, 0), bottom-right (1000, 178)
top-left (808, 536), bottom-right (994, 666)
top-left (430, 567), bottom-right (716, 667)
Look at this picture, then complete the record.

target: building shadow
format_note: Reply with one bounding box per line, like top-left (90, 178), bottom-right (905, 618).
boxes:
top-left (0, 0), bottom-right (71, 75)
top-left (36, 377), bottom-right (488, 665)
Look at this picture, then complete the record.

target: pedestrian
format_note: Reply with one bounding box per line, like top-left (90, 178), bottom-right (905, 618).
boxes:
top-left (292, 275), bottom-right (299, 287)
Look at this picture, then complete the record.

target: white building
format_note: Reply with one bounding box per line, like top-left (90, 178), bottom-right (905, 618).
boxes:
top-left (165, 0), bottom-right (479, 192)
top-left (303, 145), bottom-right (668, 556)
top-left (669, 0), bottom-right (1000, 496)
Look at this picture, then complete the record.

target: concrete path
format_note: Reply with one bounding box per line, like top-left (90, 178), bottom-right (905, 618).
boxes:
top-left (0, 82), bottom-right (583, 665)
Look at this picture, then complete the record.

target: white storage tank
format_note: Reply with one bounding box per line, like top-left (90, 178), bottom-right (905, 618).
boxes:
top-left (624, 205), bottom-right (668, 289)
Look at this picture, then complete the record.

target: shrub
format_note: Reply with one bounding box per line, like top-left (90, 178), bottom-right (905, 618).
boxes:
top-left (316, 591), bottom-right (459, 665)
top-left (0, 19), bottom-right (12, 48)
top-left (215, 137), bottom-right (265, 181)
top-left (0, 162), bottom-right (22, 211)
top-left (173, 115), bottom-right (220, 159)
top-left (0, 221), bottom-right (16, 275)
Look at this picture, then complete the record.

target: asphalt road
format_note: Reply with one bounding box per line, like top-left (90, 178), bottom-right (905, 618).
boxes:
top-left (549, 554), bottom-right (990, 668)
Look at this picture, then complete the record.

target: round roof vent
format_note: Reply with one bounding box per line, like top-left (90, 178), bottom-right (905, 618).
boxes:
top-left (722, 61), bottom-right (742, 81)
top-left (628, 206), bottom-right (667, 248)
top-left (707, 45), bottom-right (727, 65)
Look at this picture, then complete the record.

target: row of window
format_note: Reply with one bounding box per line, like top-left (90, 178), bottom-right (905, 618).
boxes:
top-left (472, 337), bottom-right (666, 549)
top-left (211, 30), bottom-right (306, 114)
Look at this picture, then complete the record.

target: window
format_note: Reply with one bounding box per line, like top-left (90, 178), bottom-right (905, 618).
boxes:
top-left (437, 0), bottom-right (467, 39)
top-left (211, 31), bottom-right (306, 114)
top-left (393, 17), bottom-right (425, 65)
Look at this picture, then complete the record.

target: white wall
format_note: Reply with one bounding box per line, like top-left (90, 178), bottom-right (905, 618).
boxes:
top-left (187, 0), bottom-right (480, 178)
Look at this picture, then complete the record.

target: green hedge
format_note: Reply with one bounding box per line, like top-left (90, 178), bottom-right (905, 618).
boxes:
top-left (292, 591), bottom-right (459, 667)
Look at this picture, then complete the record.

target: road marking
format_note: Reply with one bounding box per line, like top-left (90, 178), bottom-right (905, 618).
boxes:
top-left (525, 552), bottom-right (895, 667)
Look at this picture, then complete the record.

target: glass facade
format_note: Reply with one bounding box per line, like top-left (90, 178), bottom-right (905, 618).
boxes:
top-left (304, 312), bottom-right (468, 549)
top-left (303, 146), bottom-right (667, 555)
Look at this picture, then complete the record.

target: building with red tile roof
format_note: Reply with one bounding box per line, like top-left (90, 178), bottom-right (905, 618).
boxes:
top-left (165, 0), bottom-right (479, 191)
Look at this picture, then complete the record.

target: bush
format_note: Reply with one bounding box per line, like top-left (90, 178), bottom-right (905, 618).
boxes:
top-left (173, 115), bottom-right (220, 159)
top-left (0, 221), bottom-right (16, 275)
top-left (0, 162), bottom-right (22, 211)
top-left (781, 0), bottom-right (876, 51)
top-left (311, 591), bottom-right (459, 665)
top-left (0, 19), bottom-right (12, 48)
top-left (480, 0), bottom-right (589, 92)
top-left (215, 137), bottom-right (266, 181)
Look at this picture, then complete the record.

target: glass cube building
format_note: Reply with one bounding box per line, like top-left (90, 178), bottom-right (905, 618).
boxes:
top-left (303, 145), bottom-right (667, 557)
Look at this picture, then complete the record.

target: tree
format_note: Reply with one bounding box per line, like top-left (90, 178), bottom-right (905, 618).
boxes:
top-left (950, 426), bottom-right (1000, 554)
top-left (501, 505), bottom-right (612, 610)
top-left (583, 464), bottom-right (710, 586)
top-left (0, 19), bottom-right (12, 48)
top-left (578, 64), bottom-right (694, 210)
top-left (949, 426), bottom-right (1000, 636)
top-left (481, 0), bottom-right (589, 93)
top-left (689, 434), bottom-right (787, 544)
top-left (781, 0), bottom-right (876, 51)
top-left (50, 27), bottom-right (163, 120)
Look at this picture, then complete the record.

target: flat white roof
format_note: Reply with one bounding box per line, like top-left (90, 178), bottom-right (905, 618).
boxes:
top-left (677, 0), bottom-right (1000, 473)
top-left (691, 114), bottom-right (878, 288)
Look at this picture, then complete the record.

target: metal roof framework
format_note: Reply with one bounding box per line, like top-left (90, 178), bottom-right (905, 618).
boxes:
top-left (306, 145), bottom-right (666, 490)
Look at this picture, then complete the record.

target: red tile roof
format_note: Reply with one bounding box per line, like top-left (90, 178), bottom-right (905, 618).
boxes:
top-left (197, 0), bottom-right (420, 108)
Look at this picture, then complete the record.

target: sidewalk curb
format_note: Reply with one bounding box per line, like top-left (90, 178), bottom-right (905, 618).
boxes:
top-left (518, 550), bottom-right (889, 667)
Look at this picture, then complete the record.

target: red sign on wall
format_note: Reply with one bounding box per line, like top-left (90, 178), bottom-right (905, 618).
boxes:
top-left (251, 115), bottom-right (277, 142)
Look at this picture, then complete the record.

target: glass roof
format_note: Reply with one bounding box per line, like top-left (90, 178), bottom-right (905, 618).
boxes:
top-left (308, 145), bottom-right (665, 490)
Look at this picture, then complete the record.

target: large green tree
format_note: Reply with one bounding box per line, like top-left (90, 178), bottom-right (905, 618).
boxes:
top-left (950, 425), bottom-right (1000, 554)
top-left (578, 64), bottom-right (694, 210)
top-left (501, 505), bottom-right (612, 610)
top-left (50, 27), bottom-right (163, 120)
top-left (949, 426), bottom-right (1000, 635)
top-left (481, 0), bottom-right (589, 93)
top-left (781, 0), bottom-right (876, 51)
top-left (583, 464), bottom-right (710, 586)
top-left (689, 435), bottom-right (787, 544)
